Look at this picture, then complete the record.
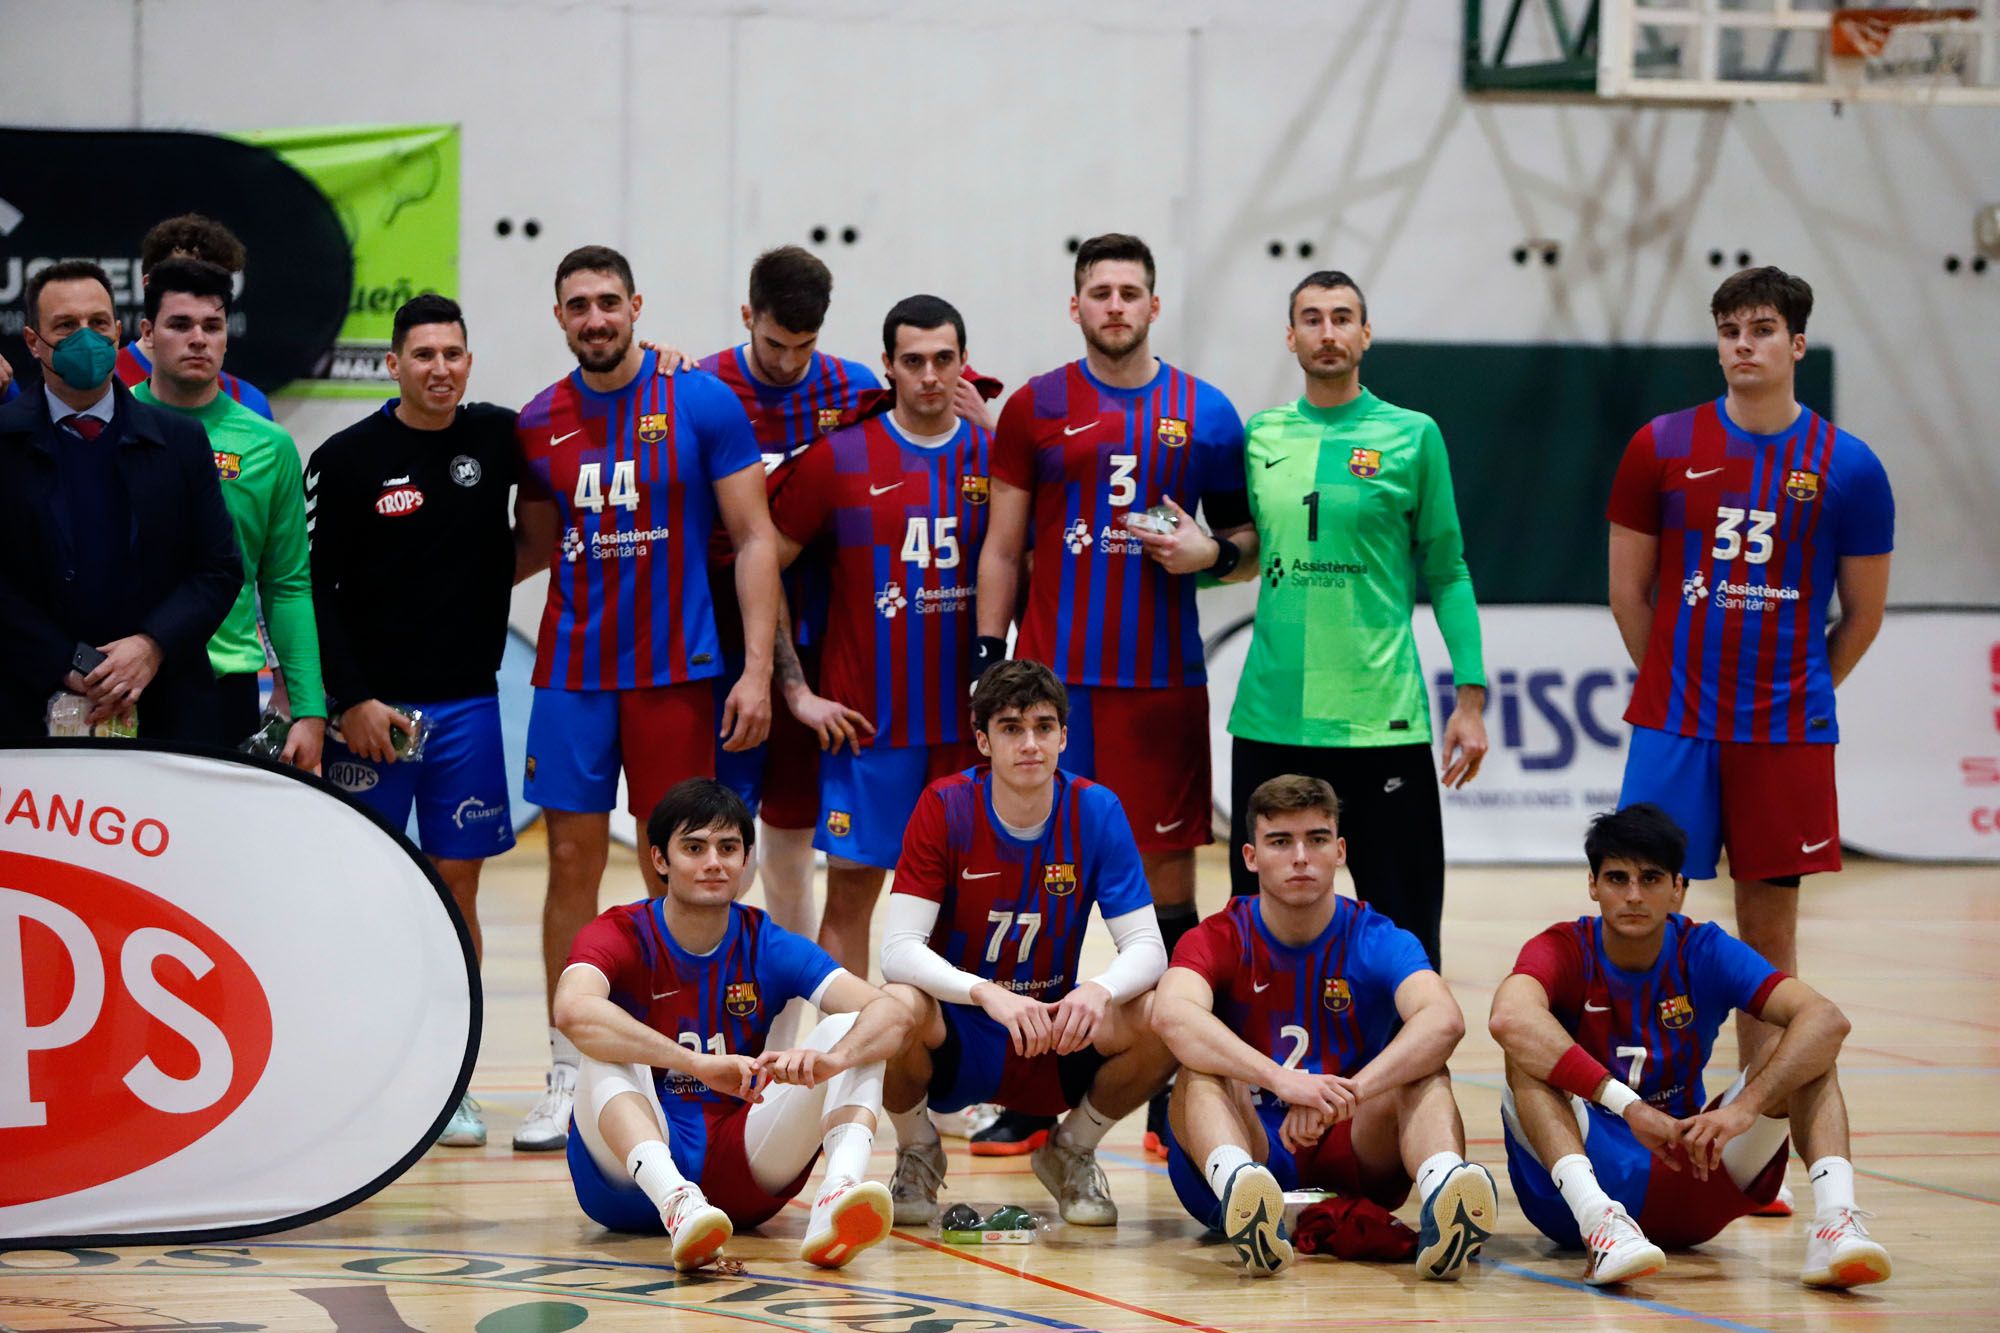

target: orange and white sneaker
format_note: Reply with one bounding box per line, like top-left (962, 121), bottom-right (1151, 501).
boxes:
top-left (1583, 1204), bottom-right (1666, 1286)
top-left (800, 1176), bottom-right (894, 1269)
top-left (1801, 1208), bottom-right (1892, 1289)
top-left (661, 1185), bottom-right (732, 1271)
top-left (1751, 1181), bottom-right (1795, 1217)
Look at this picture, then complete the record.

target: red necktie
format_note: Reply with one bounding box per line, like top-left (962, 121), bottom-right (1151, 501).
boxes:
top-left (65, 414), bottom-right (105, 442)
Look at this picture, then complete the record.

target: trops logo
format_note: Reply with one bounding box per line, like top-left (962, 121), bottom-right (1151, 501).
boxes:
top-left (0, 848), bottom-right (273, 1208)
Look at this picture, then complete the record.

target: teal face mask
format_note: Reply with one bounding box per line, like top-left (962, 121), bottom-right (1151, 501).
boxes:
top-left (47, 326), bottom-right (118, 391)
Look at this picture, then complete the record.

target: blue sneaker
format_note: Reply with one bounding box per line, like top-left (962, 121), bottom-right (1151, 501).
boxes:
top-left (437, 1093), bottom-right (486, 1148)
top-left (1415, 1161), bottom-right (1496, 1280)
top-left (1219, 1162), bottom-right (1293, 1276)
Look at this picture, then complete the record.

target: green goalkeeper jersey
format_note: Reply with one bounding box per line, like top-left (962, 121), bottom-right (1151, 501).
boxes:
top-left (1228, 389), bottom-right (1484, 748)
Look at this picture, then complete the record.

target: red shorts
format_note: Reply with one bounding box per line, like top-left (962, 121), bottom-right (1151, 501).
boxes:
top-left (759, 691), bottom-right (823, 830)
top-left (524, 681), bottom-right (717, 821)
top-left (1068, 683), bottom-right (1213, 853)
top-left (1640, 1136), bottom-right (1787, 1248)
top-left (1288, 1119), bottom-right (1414, 1213)
top-left (1622, 728), bottom-right (1839, 882)
top-left (699, 1099), bottom-right (816, 1229)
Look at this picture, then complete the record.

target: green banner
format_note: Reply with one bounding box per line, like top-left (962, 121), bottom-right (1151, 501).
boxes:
top-left (233, 124), bottom-right (459, 398)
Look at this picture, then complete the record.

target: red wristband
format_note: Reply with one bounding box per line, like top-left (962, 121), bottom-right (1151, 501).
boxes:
top-left (1549, 1043), bottom-right (1612, 1101)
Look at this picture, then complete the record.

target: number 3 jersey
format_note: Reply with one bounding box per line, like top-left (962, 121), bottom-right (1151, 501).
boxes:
top-left (1606, 399), bottom-right (1893, 744)
top-left (767, 414), bottom-right (992, 748)
top-left (893, 767), bottom-right (1152, 1001)
top-left (1172, 895), bottom-right (1430, 1093)
top-left (517, 349), bottom-right (762, 690)
top-left (1511, 914), bottom-right (1784, 1119)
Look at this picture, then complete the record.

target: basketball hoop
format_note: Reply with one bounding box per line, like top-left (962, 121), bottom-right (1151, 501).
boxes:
top-left (1828, 6), bottom-right (1982, 98)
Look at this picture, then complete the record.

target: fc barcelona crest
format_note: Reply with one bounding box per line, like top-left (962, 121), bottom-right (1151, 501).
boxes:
top-left (817, 407), bottom-right (844, 434)
top-left (1785, 469), bottom-right (1820, 502)
top-left (725, 982), bottom-right (760, 1018)
top-left (826, 810), bottom-right (852, 838)
top-left (1322, 978), bottom-right (1352, 1012)
top-left (637, 413), bottom-right (669, 444)
top-left (213, 451), bottom-right (242, 481)
top-left (1043, 863), bottom-right (1078, 896)
top-left (1157, 416), bottom-right (1189, 448)
top-left (1659, 994), bottom-right (1694, 1030)
top-left (1348, 448), bottom-right (1381, 479)
top-left (962, 474), bottom-right (991, 505)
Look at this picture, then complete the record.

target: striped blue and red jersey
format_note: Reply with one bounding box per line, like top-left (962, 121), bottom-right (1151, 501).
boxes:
top-left (1607, 399), bottom-right (1893, 743)
top-left (567, 899), bottom-right (840, 1159)
top-left (768, 415), bottom-right (992, 748)
top-left (1513, 914), bottom-right (1784, 1119)
top-left (115, 342), bottom-right (274, 419)
top-left (893, 767), bottom-right (1152, 1001)
top-left (1173, 896), bottom-right (1430, 1101)
top-left (993, 360), bottom-right (1246, 689)
top-left (516, 350), bottom-right (761, 690)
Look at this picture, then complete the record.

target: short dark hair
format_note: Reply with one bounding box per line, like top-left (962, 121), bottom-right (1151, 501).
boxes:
top-left (141, 213), bottom-right (247, 276)
top-left (972, 659), bottom-right (1068, 733)
top-left (392, 293), bottom-right (467, 352)
top-left (1073, 233), bottom-right (1155, 293)
top-left (882, 294), bottom-right (966, 359)
top-left (555, 244), bottom-right (635, 298)
top-left (143, 257), bottom-right (234, 322)
top-left (1247, 775), bottom-right (1342, 832)
top-left (1711, 266), bottom-right (1812, 337)
top-left (25, 259), bottom-right (115, 328)
top-left (646, 778), bottom-right (756, 855)
top-left (1289, 269), bottom-right (1368, 324)
top-left (1584, 803), bottom-right (1688, 878)
top-left (748, 245), bottom-right (833, 333)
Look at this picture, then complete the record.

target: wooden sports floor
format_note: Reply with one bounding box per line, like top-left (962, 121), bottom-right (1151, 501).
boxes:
top-left (7, 831), bottom-right (1996, 1332)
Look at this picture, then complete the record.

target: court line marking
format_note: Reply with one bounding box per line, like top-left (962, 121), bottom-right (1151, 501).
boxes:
top-left (887, 1227), bottom-right (1231, 1333)
top-left (1480, 1260), bottom-right (1773, 1332)
top-left (1853, 1166), bottom-right (2000, 1207)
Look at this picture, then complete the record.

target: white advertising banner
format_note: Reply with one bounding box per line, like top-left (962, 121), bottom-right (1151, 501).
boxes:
top-left (0, 743), bottom-right (478, 1245)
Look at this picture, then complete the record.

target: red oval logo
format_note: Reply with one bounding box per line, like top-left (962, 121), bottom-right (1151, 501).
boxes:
top-left (374, 486), bottom-right (425, 516)
top-left (1, 848), bottom-right (272, 1205)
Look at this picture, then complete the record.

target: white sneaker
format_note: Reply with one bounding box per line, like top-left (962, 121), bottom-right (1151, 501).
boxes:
top-left (1031, 1135), bottom-right (1117, 1226)
top-left (1801, 1207), bottom-right (1891, 1288)
top-left (1218, 1162), bottom-right (1293, 1276)
top-left (1583, 1203), bottom-right (1665, 1286)
top-left (1415, 1161), bottom-right (1497, 1280)
top-left (512, 1064), bottom-right (575, 1152)
top-left (800, 1176), bottom-right (893, 1268)
top-left (933, 1103), bottom-right (1001, 1140)
top-left (660, 1185), bottom-right (732, 1271)
top-left (437, 1093), bottom-right (486, 1147)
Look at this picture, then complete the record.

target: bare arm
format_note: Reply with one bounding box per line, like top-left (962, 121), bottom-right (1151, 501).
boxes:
top-left (1607, 522), bottom-right (1658, 671)
top-left (762, 971), bottom-right (913, 1079)
top-left (976, 479), bottom-right (1031, 638)
top-left (1721, 978), bottom-right (1849, 1117)
top-left (1151, 966), bottom-right (1350, 1115)
top-left (1347, 970), bottom-right (1466, 1103)
top-left (514, 494), bottom-right (558, 584)
top-left (1486, 973), bottom-right (1588, 1081)
top-left (715, 464), bottom-right (782, 749)
top-left (1827, 552), bottom-right (1890, 686)
top-left (552, 964), bottom-right (703, 1077)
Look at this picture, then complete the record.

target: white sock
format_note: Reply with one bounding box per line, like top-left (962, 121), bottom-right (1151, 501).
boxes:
top-left (1551, 1153), bottom-right (1616, 1234)
top-left (551, 1027), bottom-right (581, 1068)
top-left (625, 1140), bottom-right (689, 1210)
top-left (821, 1121), bottom-right (873, 1185)
top-left (1807, 1156), bottom-right (1856, 1215)
top-left (1055, 1095), bottom-right (1117, 1152)
top-left (1416, 1150), bottom-right (1465, 1203)
top-left (1203, 1144), bottom-right (1256, 1200)
top-left (888, 1099), bottom-right (940, 1149)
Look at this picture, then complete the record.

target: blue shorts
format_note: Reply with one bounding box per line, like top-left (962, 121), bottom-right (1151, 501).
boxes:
top-left (523, 682), bottom-right (714, 819)
top-left (1619, 725), bottom-right (1839, 884)
top-left (815, 740), bottom-right (978, 869)
top-left (324, 694), bottom-right (515, 860)
top-left (712, 659), bottom-right (769, 813)
top-left (1164, 1100), bottom-right (1407, 1232)
top-left (926, 1001), bottom-right (1103, 1119)
top-left (1619, 727), bottom-right (1726, 880)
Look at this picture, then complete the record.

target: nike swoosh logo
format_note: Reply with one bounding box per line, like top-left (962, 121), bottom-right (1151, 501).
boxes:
top-left (1810, 1168), bottom-right (1829, 1182)
top-left (1685, 466), bottom-right (1724, 480)
top-left (551, 429), bottom-right (583, 447)
top-left (1801, 837), bottom-right (1832, 853)
top-left (1584, 1002), bottom-right (1609, 1012)
top-left (1262, 456), bottom-right (1285, 469)
top-left (869, 482), bottom-right (903, 496)
top-left (652, 988), bottom-right (678, 999)
top-left (962, 869), bottom-right (1000, 880)
top-left (1063, 422), bottom-right (1097, 437)
top-left (1253, 981), bottom-right (1270, 993)
top-left (1154, 819), bottom-right (1184, 833)
top-left (1383, 778), bottom-right (1403, 794)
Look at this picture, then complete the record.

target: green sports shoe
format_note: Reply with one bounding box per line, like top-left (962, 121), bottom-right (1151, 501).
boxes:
top-left (438, 1094), bottom-right (486, 1148)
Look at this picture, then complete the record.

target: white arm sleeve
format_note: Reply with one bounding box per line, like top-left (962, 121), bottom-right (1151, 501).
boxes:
top-left (880, 892), bottom-right (988, 1007)
top-left (1083, 905), bottom-right (1168, 1005)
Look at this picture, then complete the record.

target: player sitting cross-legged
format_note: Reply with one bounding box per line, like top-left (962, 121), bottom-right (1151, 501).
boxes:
top-left (1153, 774), bottom-right (1497, 1278)
top-left (1487, 802), bottom-right (1890, 1289)
top-left (554, 779), bottom-right (915, 1271)
top-left (880, 659), bottom-right (1176, 1226)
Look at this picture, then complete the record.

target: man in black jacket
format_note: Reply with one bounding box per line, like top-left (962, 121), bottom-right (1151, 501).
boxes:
top-left (0, 260), bottom-right (241, 742)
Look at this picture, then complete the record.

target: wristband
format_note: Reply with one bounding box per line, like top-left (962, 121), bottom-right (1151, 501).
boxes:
top-left (971, 635), bottom-right (1008, 682)
top-left (1548, 1042), bottom-right (1613, 1101)
top-left (1596, 1079), bottom-right (1641, 1117)
top-left (1206, 536), bottom-right (1243, 579)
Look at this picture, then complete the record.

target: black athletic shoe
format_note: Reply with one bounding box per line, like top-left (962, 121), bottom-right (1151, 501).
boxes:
top-left (970, 1109), bottom-right (1055, 1157)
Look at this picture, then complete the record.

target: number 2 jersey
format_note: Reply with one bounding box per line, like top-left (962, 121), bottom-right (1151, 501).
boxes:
top-left (516, 349), bottom-right (761, 690)
top-left (1511, 913), bottom-right (1784, 1119)
top-left (993, 359), bottom-right (1245, 688)
top-left (892, 767), bottom-right (1152, 1001)
top-left (1606, 399), bottom-right (1893, 743)
top-left (1172, 895), bottom-right (1430, 1097)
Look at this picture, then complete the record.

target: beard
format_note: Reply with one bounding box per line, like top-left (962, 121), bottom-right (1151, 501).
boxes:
top-left (1082, 319), bottom-right (1147, 361)
top-left (570, 326), bottom-right (631, 373)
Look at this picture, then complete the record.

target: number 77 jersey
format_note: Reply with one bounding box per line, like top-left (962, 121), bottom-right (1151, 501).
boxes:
top-left (517, 351), bottom-right (762, 690)
top-left (1606, 399), bottom-right (1892, 744)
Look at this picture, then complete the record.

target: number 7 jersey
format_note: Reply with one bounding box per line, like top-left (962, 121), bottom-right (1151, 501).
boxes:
top-left (1606, 399), bottom-right (1892, 743)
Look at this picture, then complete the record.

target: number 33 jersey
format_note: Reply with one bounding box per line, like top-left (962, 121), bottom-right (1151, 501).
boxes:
top-left (517, 349), bottom-right (762, 690)
top-left (1607, 399), bottom-right (1893, 744)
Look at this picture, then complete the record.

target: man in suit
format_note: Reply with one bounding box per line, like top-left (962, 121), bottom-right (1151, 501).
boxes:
top-left (0, 260), bottom-right (241, 742)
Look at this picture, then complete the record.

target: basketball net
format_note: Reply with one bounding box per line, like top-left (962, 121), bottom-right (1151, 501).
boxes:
top-left (1827, 6), bottom-right (1981, 97)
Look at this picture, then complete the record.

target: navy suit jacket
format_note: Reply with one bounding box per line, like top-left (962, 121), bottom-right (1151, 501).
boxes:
top-left (0, 378), bottom-right (242, 741)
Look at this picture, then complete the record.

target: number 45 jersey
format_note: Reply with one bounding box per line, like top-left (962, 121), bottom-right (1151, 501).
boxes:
top-left (1607, 399), bottom-right (1893, 744)
top-left (517, 349), bottom-right (761, 690)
